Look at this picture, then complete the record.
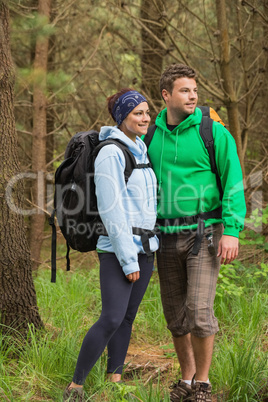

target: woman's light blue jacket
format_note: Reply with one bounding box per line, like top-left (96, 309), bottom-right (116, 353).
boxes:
top-left (94, 126), bottom-right (159, 276)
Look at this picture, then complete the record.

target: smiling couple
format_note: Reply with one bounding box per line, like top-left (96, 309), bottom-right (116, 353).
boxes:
top-left (63, 63), bottom-right (246, 402)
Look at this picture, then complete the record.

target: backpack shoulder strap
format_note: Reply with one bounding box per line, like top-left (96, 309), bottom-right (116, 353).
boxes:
top-left (94, 139), bottom-right (150, 184)
top-left (198, 105), bottom-right (210, 118)
top-left (49, 209), bottom-right (57, 283)
top-left (143, 124), bottom-right (156, 150)
top-left (112, 140), bottom-right (138, 183)
top-left (199, 116), bottom-right (223, 200)
top-left (109, 139), bottom-right (152, 182)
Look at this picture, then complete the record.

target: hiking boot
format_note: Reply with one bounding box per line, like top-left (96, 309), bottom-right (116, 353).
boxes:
top-left (63, 383), bottom-right (85, 402)
top-left (170, 379), bottom-right (194, 401)
top-left (192, 381), bottom-right (212, 402)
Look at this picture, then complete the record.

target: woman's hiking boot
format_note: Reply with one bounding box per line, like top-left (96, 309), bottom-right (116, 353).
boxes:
top-left (63, 383), bottom-right (85, 402)
top-left (169, 379), bottom-right (194, 401)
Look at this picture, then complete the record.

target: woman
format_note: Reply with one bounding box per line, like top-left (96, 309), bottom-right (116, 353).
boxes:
top-left (63, 89), bottom-right (159, 401)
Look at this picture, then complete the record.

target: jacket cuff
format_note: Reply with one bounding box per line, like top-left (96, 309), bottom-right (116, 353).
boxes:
top-left (223, 226), bottom-right (240, 238)
top-left (122, 261), bottom-right (140, 276)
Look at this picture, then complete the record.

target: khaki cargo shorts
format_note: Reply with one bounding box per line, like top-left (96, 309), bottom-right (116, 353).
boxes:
top-left (157, 224), bottom-right (224, 338)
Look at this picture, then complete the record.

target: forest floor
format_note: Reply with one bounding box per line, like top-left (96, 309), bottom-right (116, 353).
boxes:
top-left (37, 231), bottom-right (268, 401)
top-left (123, 342), bottom-right (223, 401)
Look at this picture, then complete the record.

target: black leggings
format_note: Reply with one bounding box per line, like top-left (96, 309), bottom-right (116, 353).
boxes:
top-left (72, 253), bottom-right (153, 385)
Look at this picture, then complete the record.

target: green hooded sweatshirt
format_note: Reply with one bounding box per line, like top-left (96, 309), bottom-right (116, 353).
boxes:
top-left (146, 107), bottom-right (246, 237)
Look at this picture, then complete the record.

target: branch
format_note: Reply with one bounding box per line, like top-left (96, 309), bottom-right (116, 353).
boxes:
top-left (241, 0), bottom-right (268, 23)
top-left (144, 363), bottom-right (171, 385)
top-left (25, 199), bottom-right (50, 216)
top-left (237, 73), bottom-right (262, 104)
top-left (8, 1), bottom-right (37, 17)
top-left (178, 0), bottom-right (216, 34)
top-left (163, 17), bottom-right (214, 57)
top-left (246, 156), bottom-right (267, 180)
top-left (247, 49), bottom-right (265, 73)
top-left (122, 5), bottom-right (169, 53)
top-left (46, 120), bottom-right (69, 136)
top-left (48, 24), bottom-right (107, 101)
top-left (51, 0), bottom-right (78, 26)
top-left (16, 129), bottom-right (32, 136)
top-left (202, 0), bottom-right (222, 85)
top-left (122, 4), bottom-right (225, 102)
top-left (46, 151), bottom-right (65, 168)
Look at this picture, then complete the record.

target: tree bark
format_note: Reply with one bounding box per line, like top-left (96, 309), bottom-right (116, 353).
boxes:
top-left (215, 0), bottom-right (245, 175)
top-left (0, 1), bottom-right (43, 335)
top-left (30, 0), bottom-right (52, 269)
top-left (140, 0), bottom-right (166, 121)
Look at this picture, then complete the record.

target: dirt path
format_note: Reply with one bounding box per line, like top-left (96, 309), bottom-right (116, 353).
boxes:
top-left (124, 342), bottom-right (221, 401)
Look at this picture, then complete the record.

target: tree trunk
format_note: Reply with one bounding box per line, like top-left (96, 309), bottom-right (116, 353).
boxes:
top-left (215, 0), bottom-right (245, 175)
top-left (30, 0), bottom-right (52, 269)
top-left (140, 0), bottom-right (166, 121)
top-left (0, 1), bottom-right (43, 336)
top-left (46, 34), bottom-right (55, 169)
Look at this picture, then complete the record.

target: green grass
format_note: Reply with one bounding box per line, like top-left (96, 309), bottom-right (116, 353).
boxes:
top-left (212, 290), bottom-right (268, 401)
top-left (0, 256), bottom-right (267, 401)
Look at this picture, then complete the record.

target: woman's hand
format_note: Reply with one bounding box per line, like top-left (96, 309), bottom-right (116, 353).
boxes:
top-left (126, 271), bottom-right (140, 283)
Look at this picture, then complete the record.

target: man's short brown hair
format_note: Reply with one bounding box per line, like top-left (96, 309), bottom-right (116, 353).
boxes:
top-left (160, 64), bottom-right (197, 96)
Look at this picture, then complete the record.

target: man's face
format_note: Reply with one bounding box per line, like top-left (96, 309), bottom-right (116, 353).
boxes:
top-left (162, 77), bottom-right (198, 122)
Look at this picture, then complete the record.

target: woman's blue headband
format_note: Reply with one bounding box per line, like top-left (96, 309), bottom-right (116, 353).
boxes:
top-left (112, 91), bottom-right (147, 126)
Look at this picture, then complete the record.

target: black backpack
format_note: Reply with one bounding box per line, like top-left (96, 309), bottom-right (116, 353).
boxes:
top-left (49, 130), bottom-right (150, 282)
top-left (143, 106), bottom-right (224, 200)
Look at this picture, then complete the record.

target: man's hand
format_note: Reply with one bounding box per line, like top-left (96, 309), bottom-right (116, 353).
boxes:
top-left (217, 235), bottom-right (239, 265)
top-left (126, 271), bottom-right (140, 283)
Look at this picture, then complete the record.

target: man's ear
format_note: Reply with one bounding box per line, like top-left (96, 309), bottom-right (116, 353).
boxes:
top-left (162, 89), bottom-right (169, 103)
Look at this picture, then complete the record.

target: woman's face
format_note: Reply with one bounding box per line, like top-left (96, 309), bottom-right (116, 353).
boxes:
top-left (120, 102), bottom-right (151, 141)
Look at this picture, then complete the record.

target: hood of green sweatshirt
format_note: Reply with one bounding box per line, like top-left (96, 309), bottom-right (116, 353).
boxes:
top-left (155, 107), bottom-right (202, 133)
top-left (153, 107), bottom-right (203, 193)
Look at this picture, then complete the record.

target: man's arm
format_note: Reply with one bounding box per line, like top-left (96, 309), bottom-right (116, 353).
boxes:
top-left (213, 123), bottom-right (246, 243)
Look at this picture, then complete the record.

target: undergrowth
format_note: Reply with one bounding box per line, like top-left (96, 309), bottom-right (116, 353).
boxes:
top-left (1, 234), bottom-right (267, 401)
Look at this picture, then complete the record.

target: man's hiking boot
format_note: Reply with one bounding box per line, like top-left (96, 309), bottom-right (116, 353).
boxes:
top-left (63, 383), bottom-right (85, 402)
top-left (170, 379), bottom-right (194, 401)
top-left (192, 381), bottom-right (212, 402)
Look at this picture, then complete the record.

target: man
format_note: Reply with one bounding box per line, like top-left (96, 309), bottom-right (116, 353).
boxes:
top-left (146, 64), bottom-right (246, 401)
